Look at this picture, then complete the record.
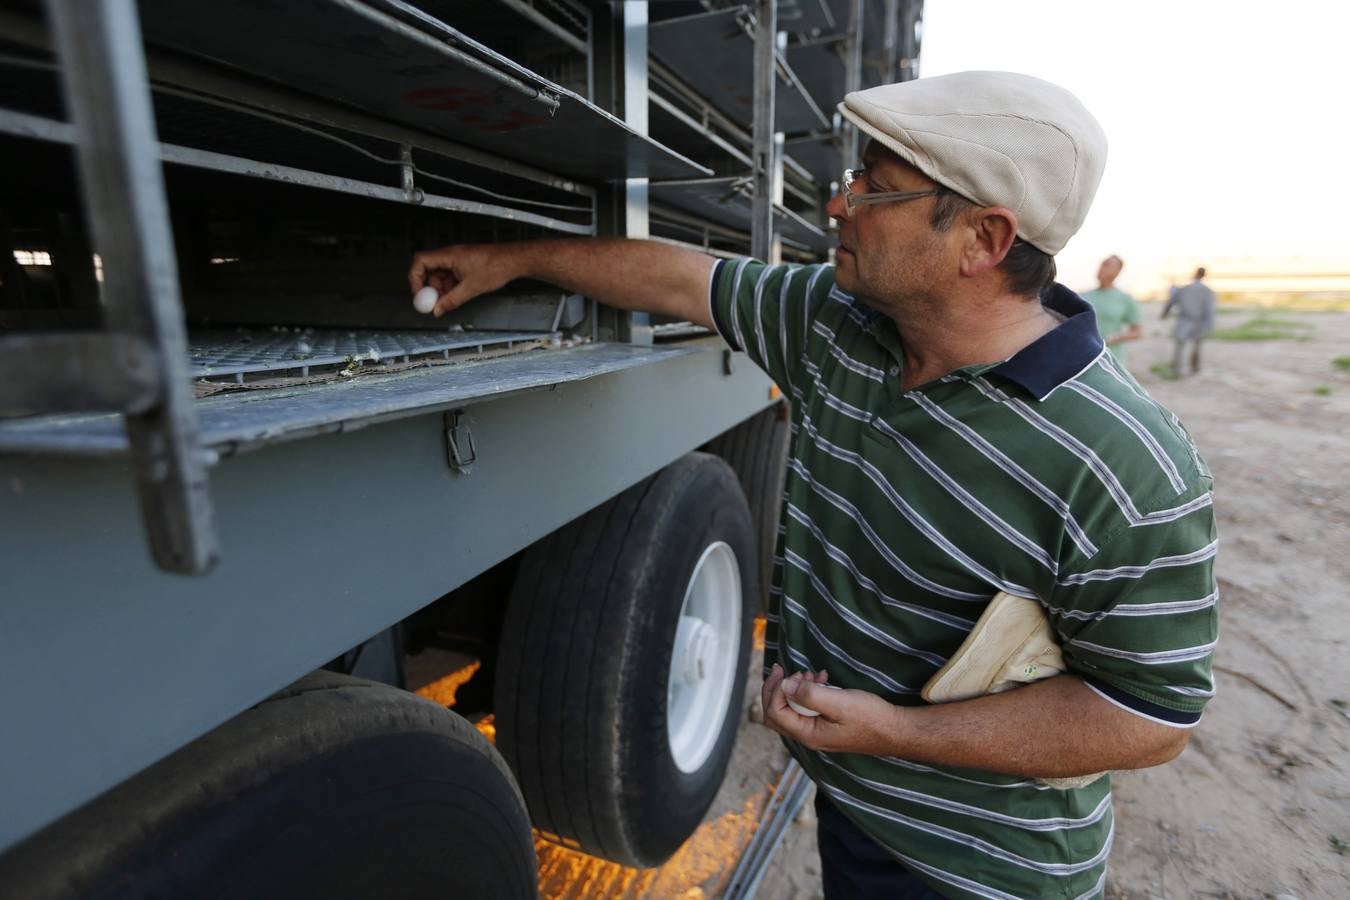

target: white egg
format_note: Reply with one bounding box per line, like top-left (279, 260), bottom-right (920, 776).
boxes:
top-left (413, 286), bottom-right (439, 314)
top-left (785, 683), bottom-right (840, 718)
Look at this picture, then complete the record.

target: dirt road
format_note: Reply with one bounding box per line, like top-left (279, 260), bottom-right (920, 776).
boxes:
top-left (750, 306), bottom-right (1350, 899)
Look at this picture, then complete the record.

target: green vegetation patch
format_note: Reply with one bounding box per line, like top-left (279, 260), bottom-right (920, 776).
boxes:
top-left (1211, 315), bottom-right (1315, 342)
top-left (1149, 363), bottom-right (1178, 381)
top-left (1333, 356), bottom-right (1350, 372)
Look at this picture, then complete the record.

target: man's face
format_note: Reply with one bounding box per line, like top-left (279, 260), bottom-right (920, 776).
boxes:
top-left (826, 142), bottom-right (952, 307)
top-left (1097, 258), bottom-right (1122, 285)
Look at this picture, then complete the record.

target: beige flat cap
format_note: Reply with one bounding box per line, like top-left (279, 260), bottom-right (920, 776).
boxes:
top-left (838, 71), bottom-right (1107, 255)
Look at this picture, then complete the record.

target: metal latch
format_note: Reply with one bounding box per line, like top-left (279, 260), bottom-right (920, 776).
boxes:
top-left (443, 409), bottom-right (477, 474)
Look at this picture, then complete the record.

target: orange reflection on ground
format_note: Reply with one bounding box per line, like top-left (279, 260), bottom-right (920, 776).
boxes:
top-left (536, 796), bottom-right (764, 899)
top-left (414, 660), bottom-right (481, 708)
top-left (474, 713), bottom-right (496, 743)
top-left (752, 615), bottom-right (766, 652)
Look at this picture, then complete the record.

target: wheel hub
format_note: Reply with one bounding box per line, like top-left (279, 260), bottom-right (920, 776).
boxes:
top-left (666, 541), bottom-right (742, 774)
top-left (674, 616), bottom-right (719, 684)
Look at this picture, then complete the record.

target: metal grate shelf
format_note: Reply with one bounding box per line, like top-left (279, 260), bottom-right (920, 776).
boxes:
top-left (188, 328), bottom-right (547, 382)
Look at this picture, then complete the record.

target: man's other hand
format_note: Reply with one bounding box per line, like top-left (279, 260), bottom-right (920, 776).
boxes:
top-left (761, 663), bottom-right (904, 755)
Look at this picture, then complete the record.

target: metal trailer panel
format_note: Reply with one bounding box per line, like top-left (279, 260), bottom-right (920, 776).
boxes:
top-left (0, 342), bottom-right (778, 855)
top-left (785, 131), bottom-right (844, 187)
top-left (129, 0), bottom-right (709, 181)
top-left (788, 40), bottom-right (846, 123)
top-left (0, 342), bottom-right (699, 457)
top-left (0, 38), bottom-right (597, 206)
top-left (0, 107), bottom-right (599, 237)
top-left (650, 178), bottom-right (825, 252)
top-left (775, 0), bottom-right (847, 36)
top-left (648, 8), bottom-right (830, 136)
top-left (649, 89), bottom-right (753, 171)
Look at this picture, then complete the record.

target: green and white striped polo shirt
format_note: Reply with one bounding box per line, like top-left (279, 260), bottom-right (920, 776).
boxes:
top-left (708, 258), bottom-right (1218, 900)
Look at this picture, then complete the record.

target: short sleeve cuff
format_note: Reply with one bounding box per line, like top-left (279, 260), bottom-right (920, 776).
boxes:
top-left (1083, 676), bottom-right (1203, 729)
top-left (707, 258), bottom-right (742, 352)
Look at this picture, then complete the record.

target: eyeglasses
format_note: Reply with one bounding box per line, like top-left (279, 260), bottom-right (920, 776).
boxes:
top-left (840, 167), bottom-right (942, 217)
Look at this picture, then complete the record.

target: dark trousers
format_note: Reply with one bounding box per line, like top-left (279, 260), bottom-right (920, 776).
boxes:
top-left (1172, 337), bottom-right (1204, 375)
top-left (815, 793), bottom-right (948, 899)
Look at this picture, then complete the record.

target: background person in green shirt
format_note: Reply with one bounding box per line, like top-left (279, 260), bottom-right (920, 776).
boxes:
top-left (1081, 255), bottom-right (1142, 362)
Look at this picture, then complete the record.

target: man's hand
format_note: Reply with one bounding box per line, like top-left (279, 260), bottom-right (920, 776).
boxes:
top-left (408, 243), bottom-right (521, 318)
top-left (407, 238), bottom-right (716, 327)
top-left (760, 663), bottom-right (904, 755)
top-left (1108, 323), bottom-right (1143, 345)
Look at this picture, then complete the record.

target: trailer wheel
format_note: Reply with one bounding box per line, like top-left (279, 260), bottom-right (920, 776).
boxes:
top-left (701, 403), bottom-right (791, 611)
top-left (0, 673), bottom-right (536, 900)
top-left (496, 452), bottom-right (757, 868)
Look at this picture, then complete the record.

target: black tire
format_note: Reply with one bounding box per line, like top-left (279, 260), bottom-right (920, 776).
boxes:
top-left (495, 452), bottom-right (758, 868)
top-left (0, 673), bottom-right (537, 900)
top-left (701, 403), bottom-right (791, 611)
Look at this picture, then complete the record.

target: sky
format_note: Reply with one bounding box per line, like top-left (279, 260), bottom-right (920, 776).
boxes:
top-left (919, 0), bottom-right (1349, 296)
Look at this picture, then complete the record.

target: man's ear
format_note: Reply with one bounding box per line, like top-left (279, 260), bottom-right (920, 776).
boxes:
top-left (958, 207), bottom-right (1019, 278)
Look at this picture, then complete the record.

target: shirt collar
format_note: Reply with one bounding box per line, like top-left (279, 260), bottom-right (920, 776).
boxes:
top-left (988, 284), bottom-right (1104, 401)
top-left (842, 280), bottom-right (1104, 401)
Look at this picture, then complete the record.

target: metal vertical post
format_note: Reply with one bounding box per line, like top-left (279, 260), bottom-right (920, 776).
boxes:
top-left (622, 0), bottom-right (651, 343)
top-left (842, 0), bottom-right (865, 166)
top-left (767, 32), bottom-right (787, 265)
top-left (45, 0), bottom-right (218, 574)
top-left (749, 0), bottom-right (776, 263)
top-left (900, 0), bottom-right (922, 82)
top-left (883, 0), bottom-right (900, 82)
top-left (591, 1), bottom-right (651, 343)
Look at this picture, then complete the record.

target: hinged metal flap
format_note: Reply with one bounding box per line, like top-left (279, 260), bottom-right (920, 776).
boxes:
top-left (133, 0), bottom-right (710, 181)
top-left (650, 8), bottom-right (831, 136)
top-left (0, 342), bottom-right (702, 458)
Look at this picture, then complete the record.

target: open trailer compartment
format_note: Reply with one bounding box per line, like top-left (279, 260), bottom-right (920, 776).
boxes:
top-left (0, 1), bottom-right (922, 894)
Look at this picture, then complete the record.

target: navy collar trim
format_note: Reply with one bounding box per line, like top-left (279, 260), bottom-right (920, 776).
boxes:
top-left (988, 284), bottom-right (1104, 401)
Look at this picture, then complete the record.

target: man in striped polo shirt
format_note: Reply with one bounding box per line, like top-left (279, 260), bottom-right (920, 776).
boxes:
top-left (410, 70), bottom-right (1217, 900)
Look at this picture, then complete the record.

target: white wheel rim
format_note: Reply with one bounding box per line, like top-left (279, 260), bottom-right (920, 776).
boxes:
top-left (667, 541), bottom-right (742, 774)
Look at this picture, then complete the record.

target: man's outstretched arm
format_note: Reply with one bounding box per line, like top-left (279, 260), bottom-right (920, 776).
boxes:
top-left (409, 238), bottom-right (717, 328)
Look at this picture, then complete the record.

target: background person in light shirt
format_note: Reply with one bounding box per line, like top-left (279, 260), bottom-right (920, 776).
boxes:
top-left (1081, 254), bottom-right (1142, 363)
top-left (1163, 267), bottom-right (1218, 376)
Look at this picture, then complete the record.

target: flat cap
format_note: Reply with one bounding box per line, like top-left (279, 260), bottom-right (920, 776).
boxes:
top-left (838, 71), bottom-right (1107, 255)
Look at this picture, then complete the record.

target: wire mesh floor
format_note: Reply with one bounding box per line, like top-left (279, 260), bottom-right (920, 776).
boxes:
top-left (188, 328), bottom-right (550, 381)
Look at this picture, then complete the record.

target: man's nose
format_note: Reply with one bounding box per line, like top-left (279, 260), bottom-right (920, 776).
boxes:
top-left (825, 190), bottom-right (847, 222)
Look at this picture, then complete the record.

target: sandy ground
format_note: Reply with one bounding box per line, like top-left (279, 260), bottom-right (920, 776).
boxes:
top-left (744, 306), bottom-right (1350, 899)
